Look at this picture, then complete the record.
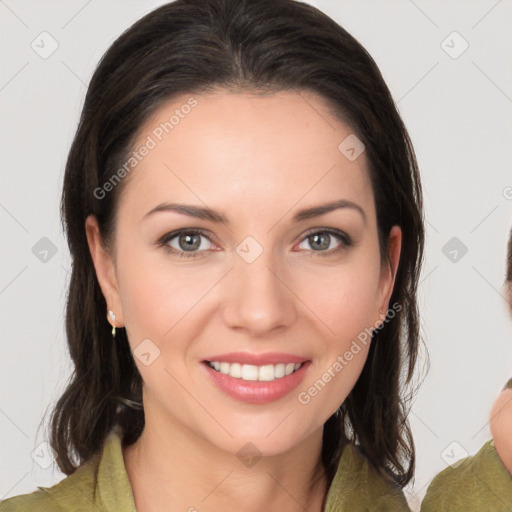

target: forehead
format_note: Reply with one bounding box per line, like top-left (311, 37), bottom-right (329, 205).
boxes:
top-left (119, 89), bottom-right (374, 223)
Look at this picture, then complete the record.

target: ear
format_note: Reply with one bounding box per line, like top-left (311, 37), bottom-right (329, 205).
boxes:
top-left (375, 225), bottom-right (402, 325)
top-left (85, 214), bottom-right (124, 328)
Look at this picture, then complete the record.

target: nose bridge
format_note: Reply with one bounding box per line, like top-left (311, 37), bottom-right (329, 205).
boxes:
top-left (222, 235), bottom-right (297, 334)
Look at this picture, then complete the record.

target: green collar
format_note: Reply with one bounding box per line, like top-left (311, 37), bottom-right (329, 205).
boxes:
top-left (98, 427), bottom-right (407, 511)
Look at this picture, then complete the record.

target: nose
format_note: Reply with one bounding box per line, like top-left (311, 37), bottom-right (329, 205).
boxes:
top-left (221, 248), bottom-right (298, 337)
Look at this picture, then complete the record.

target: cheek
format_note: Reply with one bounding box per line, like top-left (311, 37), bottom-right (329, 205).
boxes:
top-left (116, 245), bottom-right (217, 345)
top-left (292, 255), bottom-right (381, 410)
top-left (296, 258), bottom-right (381, 341)
top-left (116, 257), bottom-right (220, 394)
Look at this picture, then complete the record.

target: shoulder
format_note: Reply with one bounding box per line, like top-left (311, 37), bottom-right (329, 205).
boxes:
top-left (325, 442), bottom-right (410, 511)
top-left (420, 439), bottom-right (512, 511)
top-left (0, 448), bottom-right (102, 512)
top-left (0, 428), bottom-right (136, 512)
top-left (0, 488), bottom-right (60, 512)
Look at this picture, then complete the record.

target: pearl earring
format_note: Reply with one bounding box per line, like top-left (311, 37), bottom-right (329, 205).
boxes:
top-left (109, 310), bottom-right (116, 338)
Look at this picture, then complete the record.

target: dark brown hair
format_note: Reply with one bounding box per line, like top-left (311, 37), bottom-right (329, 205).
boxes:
top-left (45, 0), bottom-right (425, 488)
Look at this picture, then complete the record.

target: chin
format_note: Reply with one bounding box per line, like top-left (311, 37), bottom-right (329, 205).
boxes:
top-left (205, 420), bottom-right (314, 459)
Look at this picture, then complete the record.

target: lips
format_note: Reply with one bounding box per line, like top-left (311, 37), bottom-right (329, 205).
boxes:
top-left (201, 352), bottom-right (311, 404)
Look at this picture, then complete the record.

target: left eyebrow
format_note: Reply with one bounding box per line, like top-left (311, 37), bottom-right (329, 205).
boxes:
top-left (292, 199), bottom-right (366, 225)
top-left (141, 199), bottom-right (366, 226)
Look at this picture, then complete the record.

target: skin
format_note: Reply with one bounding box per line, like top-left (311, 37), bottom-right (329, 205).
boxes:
top-left (490, 287), bottom-right (512, 475)
top-left (490, 388), bottom-right (512, 474)
top-left (86, 89), bottom-right (402, 512)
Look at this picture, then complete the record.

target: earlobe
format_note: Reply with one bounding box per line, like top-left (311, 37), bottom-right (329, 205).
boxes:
top-left (85, 215), bottom-right (124, 326)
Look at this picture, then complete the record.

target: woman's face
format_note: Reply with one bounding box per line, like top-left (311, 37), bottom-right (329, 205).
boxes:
top-left (87, 89), bottom-right (401, 457)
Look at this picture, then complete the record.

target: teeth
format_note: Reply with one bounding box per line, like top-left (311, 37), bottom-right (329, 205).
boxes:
top-left (230, 363), bottom-right (242, 378)
top-left (241, 364), bottom-right (259, 380)
top-left (275, 363), bottom-right (285, 378)
top-left (207, 361), bottom-right (303, 381)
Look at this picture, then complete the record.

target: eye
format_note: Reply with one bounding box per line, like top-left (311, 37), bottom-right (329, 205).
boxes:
top-left (156, 227), bottom-right (353, 259)
top-left (296, 228), bottom-right (352, 256)
top-left (157, 229), bottom-right (214, 258)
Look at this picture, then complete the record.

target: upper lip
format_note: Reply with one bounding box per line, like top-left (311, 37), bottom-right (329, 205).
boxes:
top-left (203, 352), bottom-right (310, 365)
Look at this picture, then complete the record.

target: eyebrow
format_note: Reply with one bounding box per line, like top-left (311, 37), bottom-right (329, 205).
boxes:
top-left (142, 199), bottom-right (366, 225)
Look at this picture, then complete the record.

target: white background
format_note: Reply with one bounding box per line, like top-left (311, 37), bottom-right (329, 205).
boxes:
top-left (1, 1), bottom-right (511, 510)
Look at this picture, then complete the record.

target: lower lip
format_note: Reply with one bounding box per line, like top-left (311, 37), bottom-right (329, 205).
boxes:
top-left (202, 361), bottom-right (311, 404)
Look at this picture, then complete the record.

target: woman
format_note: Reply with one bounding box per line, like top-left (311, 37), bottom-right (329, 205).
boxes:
top-left (0, 0), bottom-right (424, 510)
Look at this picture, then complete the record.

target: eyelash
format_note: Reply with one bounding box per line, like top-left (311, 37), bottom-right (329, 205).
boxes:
top-left (156, 228), bottom-right (353, 259)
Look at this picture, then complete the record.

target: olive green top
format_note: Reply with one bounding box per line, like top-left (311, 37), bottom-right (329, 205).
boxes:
top-left (420, 377), bottom-right (512, 510)
top-left (4, 397), bottom-right (512, 511)
top-left (420, 439), bottom-right (512, 511)
top-left (0, 427), bottom-right (409, 511)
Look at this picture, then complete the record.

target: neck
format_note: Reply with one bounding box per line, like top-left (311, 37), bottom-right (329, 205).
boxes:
top-left (122, 413), bottom-right (330, 512)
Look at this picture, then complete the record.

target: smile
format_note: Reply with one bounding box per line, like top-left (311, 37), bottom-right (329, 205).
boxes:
top-left (206, 361), bottom-right (303, 381)
top-left (202, 359), bottom-right (311, 404)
